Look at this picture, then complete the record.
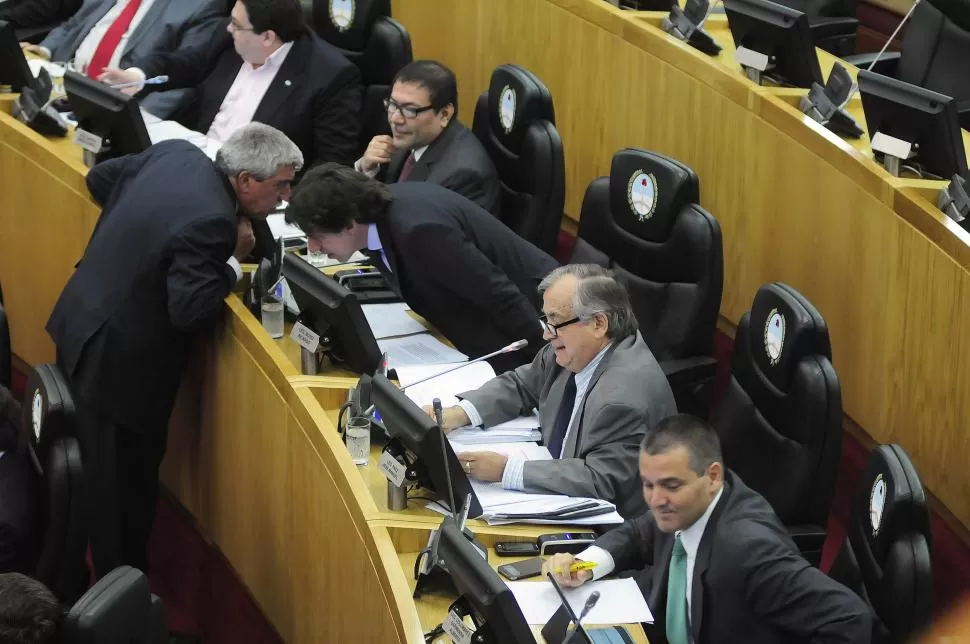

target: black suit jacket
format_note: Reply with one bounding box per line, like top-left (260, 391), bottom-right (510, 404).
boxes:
top-left (0, 385), bottom-right (37, 573)
top-left (382, 120), bottom-right (501, 217)
top-left (0, 0), bottom-right (80, 29)
top-left (596, 472), bottom-right (872, 644)
top-left (374, 182), bottom-right (558, 368)
top-left (46, 140), bottom-right (238, 433)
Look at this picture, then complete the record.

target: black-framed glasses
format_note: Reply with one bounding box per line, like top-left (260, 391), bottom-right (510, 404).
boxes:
top-left (228, 19), bottom-right (255, 32)
top-left (539, 315), bottom-right (581, 337)
top-left (383, 97), bottom-right (435, 119)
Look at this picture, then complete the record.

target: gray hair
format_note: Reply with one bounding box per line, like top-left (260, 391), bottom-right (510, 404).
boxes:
top-left (214, 123), bottom-right (304, 180)
top-left (539, 264), bottom-right (638, 339)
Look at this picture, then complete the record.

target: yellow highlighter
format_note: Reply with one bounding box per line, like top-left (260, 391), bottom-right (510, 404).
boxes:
top-left (568, 561), bottom-right (598, 573)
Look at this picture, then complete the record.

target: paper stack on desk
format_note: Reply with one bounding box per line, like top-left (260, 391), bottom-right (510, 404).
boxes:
top-left (507, 578), bottom-right (653, 625)
top-left (399, 361), bottom-right (496, 407)
top-left (361, 302), bottom-right (426, 340)
top-left (447, 415), bottom-right (541, 444)
top-left (378, 335), bottom-right (468, 368)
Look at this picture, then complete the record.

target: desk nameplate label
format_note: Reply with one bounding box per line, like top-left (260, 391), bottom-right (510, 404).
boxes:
top-left (379, 451), bottom-right (407, 488)
top-left (443, 610), bottom-right (474, 644)
top-left (291, 321), bottom-right (320, 353)
top-left (735, 46), bottom-right (769, 72)
top-left (72, 128), bottom-right (103, 154)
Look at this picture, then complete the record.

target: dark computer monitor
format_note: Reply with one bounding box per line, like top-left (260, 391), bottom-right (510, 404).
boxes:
top-left (436, 520), bottom-right (534, 643)
top-left (282, 252), bottom-right (383, 374)
top-left (858, 70), bottom-right (969, 181)
top-left (724, 0), bottom-right (823, 88)
top-left (64, 70), bottom-right (150, 159)
top-left (0, 20), bottom-right (36, 92)
top-left (371, 374), bottom-right (483, 519)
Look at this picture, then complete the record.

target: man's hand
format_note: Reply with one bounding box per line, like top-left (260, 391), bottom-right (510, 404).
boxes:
top-left (234, 217), bottom-right (256, 261)
top-left (457, 451), bottom-right (508, 482)
top-left (357, 135), bottom-right (396, 173)
top-left (421, 405), bottom-right (470, 431)
top-left (97, 67), bottom-right (143, 95)
top-left (20, 43), bottom-right (50, 60)
top-left (543, 553), bottom-right (593, 588)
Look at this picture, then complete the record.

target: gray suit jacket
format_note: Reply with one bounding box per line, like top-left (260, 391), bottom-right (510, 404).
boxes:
top-left (596, 472), bottom-right (872, 644)
top-left (460, 331), bottom-right (675, 518)
top-left (41, 0), bottom-right (226, 118)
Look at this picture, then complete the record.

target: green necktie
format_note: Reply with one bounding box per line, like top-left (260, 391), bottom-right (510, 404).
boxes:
top-left (666, 534), bottom-right (690, 644)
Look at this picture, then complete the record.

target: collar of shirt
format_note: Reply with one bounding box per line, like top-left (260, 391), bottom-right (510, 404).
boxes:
top-left (366, 224), bottom-right (383, 252)
top-left (411, 144), bottom-right (430, 162)
top-left (249, 40), bottom-right (293, 72)
top-left (677, 485), bottom-right (724, 559)
top-left (574, 341), bottom-right (612, 398)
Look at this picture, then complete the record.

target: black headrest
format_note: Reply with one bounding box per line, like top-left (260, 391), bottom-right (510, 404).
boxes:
top-left (314, 0), bottom-right (390, 50)
top-left (855, 444), bottom-right (931, 560)
top-left (21, 363), bottom-right (76, 472)
top-left (64, 566), bottom-right (162, 643)
top-left (745, 282), bottom-right (831, 392)
top-left (607, 148), bottom-right (700, 243)
top-left (483, 64), bottom-right (555, 155)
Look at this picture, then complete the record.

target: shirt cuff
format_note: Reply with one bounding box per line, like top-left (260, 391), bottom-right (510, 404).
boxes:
top-left (457, 399), bottom-right (483, 427)
top-left (226, 256), bottom-right (243, 283)
top-left (353, 158), bottom-right (379, 178)
top-left (576, 545), bottom-right (616, 581)
top-left (501, 455), bottom-right (526, 491)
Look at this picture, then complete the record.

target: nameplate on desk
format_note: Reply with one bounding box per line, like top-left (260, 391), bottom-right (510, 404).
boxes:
top-left (443, 610), bottom-right (475, 644)
top-left (72, 128), bottom-right (103, 154)
top-left (290, 321), bottom-right (320, 353)
top-left (379, 451), bottom-right (407, 487)
top-left (735, 46), bottom-right (769, 72)
top-left (870, 131), bottom-right (913, 161)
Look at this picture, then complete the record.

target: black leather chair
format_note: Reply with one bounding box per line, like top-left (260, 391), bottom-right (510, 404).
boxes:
top-left (311, 0), bottom-right (413, 153)
top-left (773, 0), bottom-right (859, 56)
top-left (828, 444), bottom-right (933, 644)
top-left (62, 566), bottom-right (167, 644)
top-left (20, 363), bottom-right (88, 605)
top-left (845, 0), bottom-right (970, 128)
top-left (472, 64), bottom-right (565, 255)
top-left (0, 282), bottom-right (9, 389)
top-left (709, 282), bottom-right (842, 566)
top-left (570, 148), bottom-right (723, 412)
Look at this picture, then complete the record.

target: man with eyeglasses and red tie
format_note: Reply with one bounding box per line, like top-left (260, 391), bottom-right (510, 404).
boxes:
top-left (430, 264), bottom-right (676, 518)
top-left (354, 59), bottom-right (501, 217)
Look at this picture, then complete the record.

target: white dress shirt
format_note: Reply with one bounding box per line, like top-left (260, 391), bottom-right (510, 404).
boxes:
top-left (578, 486), bottom-right (725, 616)
top-left (354, 144), bottom-right (428, 178)
top-left (206, 42), bottom-right (293, 144)
top-left (72, 0), bottom-right (157, 71)
top-left (458, 342), bottom-right (613, 491)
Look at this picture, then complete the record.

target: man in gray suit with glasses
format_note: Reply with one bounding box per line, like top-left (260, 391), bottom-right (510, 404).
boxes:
top-left (433, 264), bottom-right (676, 518)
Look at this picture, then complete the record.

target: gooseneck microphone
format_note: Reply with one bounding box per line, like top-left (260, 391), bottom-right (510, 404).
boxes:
top-left (110, 75), bottom-right (169, 91)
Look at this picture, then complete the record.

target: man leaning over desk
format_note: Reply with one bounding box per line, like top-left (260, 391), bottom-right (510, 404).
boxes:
top-left (545, 414), bottom-right (873, 644)
top-left (432, 264), bottom-right (676, 519)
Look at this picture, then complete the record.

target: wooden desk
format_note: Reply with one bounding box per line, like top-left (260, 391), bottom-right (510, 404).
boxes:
top-left (390, 0), bottom-right (970, 536)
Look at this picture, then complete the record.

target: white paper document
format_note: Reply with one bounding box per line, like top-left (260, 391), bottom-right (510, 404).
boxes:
top-left (361, 302), bottom-right (427, 340)
top-left (507, 578), bottom-right (654, 625)
top-left (400, 361), bottom-right (496, 408)
top-left (378, 334), bottom-right (468, 368)
top-left (447, 414), bottom-right (541, 444)
top-left (266, 213), bottom-right (306, 241)
top-left (141, 114), bottom-right (221, 160)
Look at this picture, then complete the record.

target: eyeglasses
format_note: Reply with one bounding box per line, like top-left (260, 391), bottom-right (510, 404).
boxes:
top-left (383, 97), bottom-right (435, 119)
top-left (539, 315), bottom-right (581, 337)
top-left (228, 19), bottom-right (254, 32)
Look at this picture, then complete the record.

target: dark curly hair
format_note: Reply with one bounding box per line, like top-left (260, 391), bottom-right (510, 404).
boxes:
top-left (285, 163), bottom-right (393, 235)
top-left (0, 574), bottom-right (61, 644)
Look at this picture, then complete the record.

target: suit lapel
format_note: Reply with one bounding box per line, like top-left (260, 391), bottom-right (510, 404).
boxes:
top-left (385, 149), bottom-right (407, 182)
top-left (689, 480), bottom-right (731, 644)
top-left (540, 369), bottom-right (570, 444)
top-left (123, 0), bottom-right (167, 54)
top-left (652, 533), bottom-right (675, 631)
top-left (560, 339), bottom-right (621, 457)
top-left (252, 35), bottom-right (308, 124)
top-left (406, 121), bottom-right (461, 182)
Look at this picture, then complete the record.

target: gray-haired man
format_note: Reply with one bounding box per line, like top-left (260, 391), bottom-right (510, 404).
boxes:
top-left (47, 123), bottom-right (303, 578)
top-left (433, 264), bottom-right (676, 518)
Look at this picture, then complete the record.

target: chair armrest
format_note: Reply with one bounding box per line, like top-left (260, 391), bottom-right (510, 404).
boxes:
top-left (660, 356), bottom-right (718, 389)
top-left (843, 51), bottom-right (900, 76)
top-left (787, 524), bottom-right (828, 555)
top-left (810, 16), bottom-right (859, 38)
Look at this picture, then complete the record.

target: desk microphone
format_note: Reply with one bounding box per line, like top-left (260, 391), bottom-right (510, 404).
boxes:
top-left (399, 339), bottom-right (529, 389)
top-left (110, 75), bottom-right (169, 91)
top-left (562, 591), bottom-right (601, 644)
top-left (866, 0), bottom-right (921, 73)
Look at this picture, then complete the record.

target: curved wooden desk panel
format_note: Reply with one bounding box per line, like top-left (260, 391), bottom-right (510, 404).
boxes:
top-left (391, 0), bottom-right (970, 531)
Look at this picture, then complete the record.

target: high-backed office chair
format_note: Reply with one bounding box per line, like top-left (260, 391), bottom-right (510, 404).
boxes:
top-left (0, 282), bottom-right (9, 389)
top-left (312, 0), bottom-right (413, 153)
top-left (472, 64), bottom-right (565, 255)
top-left (21, 363), bottom-right (88, 604)
top-left (829, 444), bottom-right (933, 644)
top-left (773, 0), bottom-right (859, 56)
top-left (709, 282), bottom-right (842, 566)
top-left (62, 566), bottom-right (167, 644)
top-left (571, 148), bottom-right (723, 412)
top-left (845, 0), bottom-right (970, 127)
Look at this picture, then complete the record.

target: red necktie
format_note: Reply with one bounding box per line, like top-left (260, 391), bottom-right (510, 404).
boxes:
top-left (87, 0), bottom-right (143, 80)
top-left (397, 152), bottom-right (416, 181)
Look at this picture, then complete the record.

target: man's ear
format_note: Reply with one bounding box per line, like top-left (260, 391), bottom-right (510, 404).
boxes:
top-left (439, 104), bottom-right (455, 125)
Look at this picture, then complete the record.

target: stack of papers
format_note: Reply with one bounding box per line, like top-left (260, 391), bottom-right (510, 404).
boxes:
top-left (399, 361), bottom-right (496, 407)
top-left (448, 415), bottom-right (541, 444)
top-left (361, 302), bottom-right (426, 340)
top-left (377, 334), bottom-right (468, 368)
top-left (507, 578), bottom-right (654, 625)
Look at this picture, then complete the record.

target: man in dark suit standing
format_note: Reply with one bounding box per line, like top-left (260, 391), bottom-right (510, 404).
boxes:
top-left (546, 414), bottom-right (873, 644)
top-left (0, 385), bottom-right (37, 574)
top-left (286, 163), bottom-right (558, 370)
top-left (354, 60), bottom-right (501, 216)
top-left (47, 123), bottom-right (303, 578)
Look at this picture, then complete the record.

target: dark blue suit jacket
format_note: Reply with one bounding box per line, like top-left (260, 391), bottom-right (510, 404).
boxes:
top-left (46, 140), bottom-right (238, 433)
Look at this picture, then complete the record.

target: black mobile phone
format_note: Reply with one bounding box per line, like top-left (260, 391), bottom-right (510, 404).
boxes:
top-left (497, 556), bottom-right (545, 581)
top-left (495, 541), bottom-right (540, 557)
